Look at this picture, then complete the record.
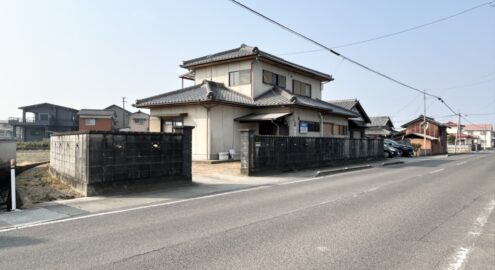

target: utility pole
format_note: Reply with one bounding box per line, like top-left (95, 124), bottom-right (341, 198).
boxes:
top-left (423, 91), bottom-right (427, 156)
top-left (122, 97), bottom-right (127, 129)
top-left (454, 112), bottom-right (461, 154)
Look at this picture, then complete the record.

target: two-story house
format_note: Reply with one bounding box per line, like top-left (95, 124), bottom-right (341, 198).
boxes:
top-left (135, 44), bottom-right (357, 160)
top-left (463, 124), bottom-right (493, 149)
top-left (9, 103), bottom-right (79, 141)
top-left (400, 115), bottom-right (447, 155)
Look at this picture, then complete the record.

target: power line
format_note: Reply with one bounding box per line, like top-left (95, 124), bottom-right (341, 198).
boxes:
top-left (228, 0), bottom-right (464, 118)
top-left (430, 76), bottom-right (495, 92)
top-left (278, 1), bottom-right (494, 55)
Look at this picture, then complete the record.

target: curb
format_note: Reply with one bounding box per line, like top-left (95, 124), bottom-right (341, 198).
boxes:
top-left (315, 165), bottom-right (373, 177)
top-left (381, 161), bottom-right (405, 166)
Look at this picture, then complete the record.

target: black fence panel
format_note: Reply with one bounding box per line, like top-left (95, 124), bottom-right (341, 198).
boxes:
top-left (241, 131), bottom-right (383, 175)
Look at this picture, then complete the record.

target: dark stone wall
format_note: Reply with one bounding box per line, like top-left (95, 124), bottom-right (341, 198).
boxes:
top-left (240, 130), bottom-right (384, 176)
top-left (50, 128), bottom-right (193, 196)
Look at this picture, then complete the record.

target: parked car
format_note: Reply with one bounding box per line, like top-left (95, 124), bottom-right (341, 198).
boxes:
top-left (384, 144), bottom-right (399, 158)
top-left (385, 139), bottom-right (413, 157)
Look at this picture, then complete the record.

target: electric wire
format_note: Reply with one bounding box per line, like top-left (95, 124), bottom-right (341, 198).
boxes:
top-left (278, 1), bottom-right (494, 55)
top-left (228, 0), bottom-right (468, 118)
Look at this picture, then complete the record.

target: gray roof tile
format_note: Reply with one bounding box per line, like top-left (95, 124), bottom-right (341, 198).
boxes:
top-left (181, 44), bottom-right (332, 81)
top-left (136, 81), bottom-right (357, 117)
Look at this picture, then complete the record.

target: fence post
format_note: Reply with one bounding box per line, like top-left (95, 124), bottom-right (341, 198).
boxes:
top-left (239, 129), bottom-right (254, 175)
top-left (173, 126), bottom-right (194, 181)
top-left (9, 159), bottom-right (16, 211)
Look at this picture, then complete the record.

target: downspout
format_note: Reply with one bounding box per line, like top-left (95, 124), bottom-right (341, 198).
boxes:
top-left (271, 120), bottom-right (279, 136)
top-left (318, 112), bottom-right (323, 137)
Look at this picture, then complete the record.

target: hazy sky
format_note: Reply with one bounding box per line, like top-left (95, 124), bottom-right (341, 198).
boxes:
top-left (1, 0), bottom-right (494, 127)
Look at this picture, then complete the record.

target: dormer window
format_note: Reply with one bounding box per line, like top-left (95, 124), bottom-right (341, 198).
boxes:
top-left (263, 70), bottom-right (286, 88)
top-left (293, 80), bottom-right (311, 97)
top-left (229, 70), bottom-right (251, 86)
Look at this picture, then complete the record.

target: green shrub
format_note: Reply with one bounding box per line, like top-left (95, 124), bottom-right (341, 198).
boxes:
top-left (17, 141), bottom-right (50, 150)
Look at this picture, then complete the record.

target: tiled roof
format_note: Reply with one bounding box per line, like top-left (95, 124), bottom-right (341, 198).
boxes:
top-left (255, 87), bottom-right (357, 117)
top-left (368, 116), bottom-right (393, 128)
top-left (328, 99), bottom-right (358, 110)
top-left (135, 80), bottom-right (255, 107)
top-left (400, 115), bottom-right (444, 128)
top-left (463, 124), bottom-right (493, 131)
top-left (181, 44), bottom-right (333, 81)
top-left (77, 109), bottom-right (115, 117)
top-left (135, 81), bottom-right (357, 117)
top-left (328, 98), bottom-right (371, 123)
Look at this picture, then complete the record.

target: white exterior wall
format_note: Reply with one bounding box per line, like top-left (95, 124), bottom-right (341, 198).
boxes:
top-left (208, 105), bottom-right (253, 159)
top-left (194, 60), bottom-right (253, 97)
top-left (149, 105), bottom-right (209, 160)
top-left (129, 112), bottom-right (149, 132)
top-left (464, 130), bottom-right (493, 149)
top-left (252, 61), bottom-right (323, 99)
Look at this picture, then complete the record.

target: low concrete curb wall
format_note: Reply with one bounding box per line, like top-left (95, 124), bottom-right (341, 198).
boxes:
top-left (314, 160), bottom-right (405, 177)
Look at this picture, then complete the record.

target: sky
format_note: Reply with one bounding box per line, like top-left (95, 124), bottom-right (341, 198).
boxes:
top-left (0, 0), bottom-right (494, 127)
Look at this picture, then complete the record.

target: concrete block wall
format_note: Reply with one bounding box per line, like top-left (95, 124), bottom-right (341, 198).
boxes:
top-left (50, 128), bottom-right (193, 196)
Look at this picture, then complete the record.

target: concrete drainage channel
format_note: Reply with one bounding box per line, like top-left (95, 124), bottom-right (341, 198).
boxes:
top-left (314, 161), bottom-right (405, 177)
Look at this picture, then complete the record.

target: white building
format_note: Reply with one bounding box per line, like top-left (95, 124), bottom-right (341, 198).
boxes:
top-left (463, 124), bottom-right (493, 149)
top-left (135, 44), bottom-right (357, 160)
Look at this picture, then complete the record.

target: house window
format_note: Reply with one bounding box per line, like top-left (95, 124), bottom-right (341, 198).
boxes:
top-left (133, 118), bottom-right (146, 125)
top-left (293, 80), bottom-right (311, 97)
top-left (331, 124), bottom-right (348, 135)
top-left (39, 113), bottom-right (49, 121)
top-left (85, 118), bottom-right (96, 126)
top-left (229, 70), bottom-right (250, 86)
top-left (263, 70), bottom-right (286, 88)
top-left (299, 121), bottom-right (320, 133)
top-left (162, 119), bottom-right (183, 133)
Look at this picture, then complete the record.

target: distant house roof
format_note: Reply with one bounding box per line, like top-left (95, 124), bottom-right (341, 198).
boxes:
top-left (444, 121), bottom-right (465, 128)
top-left (179, 70), bottom-right (195, 81)
top-left (328, 99), bottom-right (371, 124)
top-left (105, 104), bottom-right (132, 114)
top-left (180, 44), bottom-right (333, 82)
top-left (368, 116), bottom-right (394, 128)
top-left (135, 80), bottom-right (357, 117)
top-left (18, 102), bottom-right (78, 112)
top-left (463, 124), bottom-right (493, 131)
top-left (77, 109), bottom-right (115, 118)
top-left (400, 115), bottom-right (444, 128)
top-left (131, 110), bottom-right (149, 116)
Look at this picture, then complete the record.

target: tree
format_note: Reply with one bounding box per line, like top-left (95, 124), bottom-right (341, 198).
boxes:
top-left (411, 143), bottom-right (422, 156)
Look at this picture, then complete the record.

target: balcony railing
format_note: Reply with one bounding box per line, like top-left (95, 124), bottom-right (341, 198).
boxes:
top-left (8, 117), bottom-right (52, 125)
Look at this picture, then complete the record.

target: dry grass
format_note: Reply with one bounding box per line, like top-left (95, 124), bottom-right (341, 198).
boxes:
top-left (16, 150), bottom-right (50, 165)
top-left (17, 164), bottom-right (81, 204)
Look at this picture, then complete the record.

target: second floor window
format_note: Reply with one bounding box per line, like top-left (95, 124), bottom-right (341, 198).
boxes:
top-left (229, 70), bottom-right (250, 86)
top-left (263, 70), bottom-right (286, 88)
top-left (85, 119), bottom-right (96, 126)
top-left (39, 113), bottom-right (49, 121)
top-left (293, 80), bottom-right (311, 97)
top-left (133, 118), bottom-right (146, 125)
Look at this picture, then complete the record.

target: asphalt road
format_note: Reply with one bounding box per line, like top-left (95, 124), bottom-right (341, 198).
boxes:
top-left (1, 153), bottom-right (494, 270)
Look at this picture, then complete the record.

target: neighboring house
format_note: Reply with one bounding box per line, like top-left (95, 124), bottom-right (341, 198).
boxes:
top-left (8, 103), bottom-right (79, 141)
top-left (400, 115), bottom-right (447, 155)
top-left (328, 99), bottom-right (371, 139)
top-left (463, 124), bottom-right (493, 149)
top-left (0, 120), bottom-right (13, 138)
top-left (129, 110), bottom-right (150, 132)
top-left (105, 105), bottom-right (131, 130)
top-left (78, 109), bottom-right (116, 131)
top-left (365, 116), bottom-right (395, 138)
top-left (135, 44), bottom-right (358, 160)
top-left (443, 121), bottom-right (478, 145)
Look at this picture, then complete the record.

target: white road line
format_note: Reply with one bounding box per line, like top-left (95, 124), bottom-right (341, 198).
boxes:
top-left (278, 176), bottom-right (325, 186)
top-left (429, 168), bottom-right (445, 174)
top-left (445, 198), bottom-right (495, 270)
top-left (366, 187), bottom-right (378, 192)
top-left (0, 185), bottom-right (271, 233)
top-left (456, 161), bottom-right (467, 166)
